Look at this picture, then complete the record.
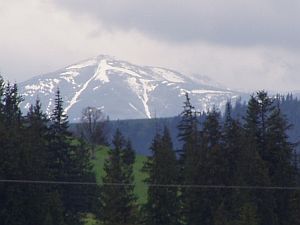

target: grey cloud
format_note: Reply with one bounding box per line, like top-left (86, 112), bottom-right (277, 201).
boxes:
top-left (52, 0), bottom-right (300, 48)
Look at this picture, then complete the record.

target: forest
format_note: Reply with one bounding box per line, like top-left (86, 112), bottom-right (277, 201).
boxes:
top-left (84, 94), bottom-right (300, 156)
top-left (0, 75), bottom-right (300, 225)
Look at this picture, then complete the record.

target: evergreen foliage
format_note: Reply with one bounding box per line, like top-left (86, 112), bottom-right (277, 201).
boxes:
top-left (100, 129), bottom-right (137, 225)
top-left (143, 126), bottom-right (179, 225)
top-left (48, 89), bottom-right (96, 225)
top-left (177, 93), bottom-right (203, 225)
top-left (0, 82), bottom-right (96, 225)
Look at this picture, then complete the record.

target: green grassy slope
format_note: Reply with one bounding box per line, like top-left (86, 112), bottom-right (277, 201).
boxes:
top-left (92, 146), bottom-right (148, 204)
top-left (84, 146), bottom-right (148, 224)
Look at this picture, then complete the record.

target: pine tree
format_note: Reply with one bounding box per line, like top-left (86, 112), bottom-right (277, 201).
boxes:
top-left (2, 82), bottom-right (23, 127)
top-left (177, 93), bottom-right (198, 165)
top-left (0, 82), bottom-right (25, 225)
top-left (100, 129), bottom-right (137, 225)
top-left (20, 100), bottom-right (54, 225)
top-left (177, 93), bottom-right (202, 225)
top-left (245, 91), bottom-right (274, 162)
top-left (49, 89), bottom-right (95, 225)
top-left (23, 99), bottom-right (50, 179)
top-left (120, 138), bottom-right (137, 224)
top-left (49, 89), bottom-right (71, 181)
top-left (0, 79), bottom-right (95, 224)
top-left (222, 102), bottom-right (244, 185)
top-left (47, 89), bottom-right (70, 223)
top-left (51, 89), bottom-right (69, 133)
top-left (199, 108), bottom-right (224, 225)
top-left (266, 101), bottom-right (296, 225)
top-left (218, 102), bottom-right (245, 223)
top-left (143, 127), bottom-right (179, 225)
top-left (123, 139), bottom-right (135, 167)
top-left (65, 139), bottom-right (97, 224)
top-left (243, 91), bottom-right (278, 225)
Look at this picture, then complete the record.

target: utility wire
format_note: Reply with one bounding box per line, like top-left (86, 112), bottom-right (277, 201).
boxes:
top-left (0, 179), bottom-right (300, 190)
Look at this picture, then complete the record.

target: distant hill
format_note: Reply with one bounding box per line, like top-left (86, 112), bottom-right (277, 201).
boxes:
top-left (72, 95), bottom-right (300, 156)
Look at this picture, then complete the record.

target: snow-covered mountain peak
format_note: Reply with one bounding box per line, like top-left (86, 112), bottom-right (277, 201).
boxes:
top-left (19, 55), bottom-right (246, 121)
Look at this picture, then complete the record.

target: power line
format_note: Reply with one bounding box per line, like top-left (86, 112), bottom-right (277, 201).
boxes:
top-left (0, 179), bottom-right (300, 190)
top-left (0, 179), bottom-right (97, 185)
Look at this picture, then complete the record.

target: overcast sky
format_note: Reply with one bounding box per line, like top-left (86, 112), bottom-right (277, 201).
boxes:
top-left (1, 0), bottom-right (300, 91)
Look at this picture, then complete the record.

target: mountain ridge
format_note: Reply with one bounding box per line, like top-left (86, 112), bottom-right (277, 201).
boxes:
top-left (19, 55), bottom-right (247, 121)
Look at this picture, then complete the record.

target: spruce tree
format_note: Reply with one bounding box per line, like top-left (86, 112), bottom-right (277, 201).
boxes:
top-left (200, 108), bottom-right (224, 225)
top-left (100, 129), bottom-right (136, 225)
top-left (218, 102), bottom-right (245, 223)
top-left (245, 91), bottom-right (274, 162)
top-left (143, 127), bottom-right (179, 225)
top-left (49, 89), bottom-right (71, 181)
top-left (243, 91), bottom-right (278, 225)
top-left (20, 100), bottom-right (55, 225)
top-left (177, 93), bottom-right (202, 225)
top-left (0, 80), bottom-right (95, 225)
top-left (23, 100), bottom-right (50, 180)
top-left (120, 139), bottom-right (137, 224)
top-left (49, 89), bottom-right (95, 225)
top-left (266, 102), bottom-right (295, 225)
top-left (222, 102), bottom-right (244, 185)
top-left (48, 89), bottom-right (70, 221)
top-left (2, 82), bottom-right (23, 127)
top-left (177, 92), bottom-right (199, 169)
top-left (0, 82), bottom-right (25, 225)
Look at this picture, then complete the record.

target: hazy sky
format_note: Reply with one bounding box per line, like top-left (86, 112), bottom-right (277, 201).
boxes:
top-left (1, 0), bottom-right (300, 91)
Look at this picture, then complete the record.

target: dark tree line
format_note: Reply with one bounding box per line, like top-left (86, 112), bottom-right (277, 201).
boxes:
top-left (0, 73), bottom-right (300, 225)
top-left (0, 78), bottom-right (96, 225)
top-left (142, 91), bottom-right (300, 225)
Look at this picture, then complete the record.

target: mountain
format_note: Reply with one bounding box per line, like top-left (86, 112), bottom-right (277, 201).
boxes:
top-left (19, 55), bottom-right (247, 121)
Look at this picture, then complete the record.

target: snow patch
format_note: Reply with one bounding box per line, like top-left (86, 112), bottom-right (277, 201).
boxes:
top-left (65, 59), bottom-right (108, 112)
top-left (46, 98), bottom-right (53, 115)
top-left (129, 103), bottom-right (138, 111)
top-left (53, 79), bottom-right (59, 83)
top-left (60, 71), bottom-right (79, 85)
top-left (116, 66), bottom-right (142, 78)
top-left (94, 59), bottom-right (110, 83)
top-left (139, 79), bottom-right (157, 118)
top-left (66, 59), bottom-right (98, 69)
top-left (24, 79), bottom-right (57, 94)
top-left (191, 89), bottom-right (231, 94)
top-left (25, 84), bottom-right (41, 91)
top-left (180, 89), bottom-right (191, 96)
top-left (152, 68), bottom-right (184, 83)
top-left (126, 77), bottom-right (157, 118)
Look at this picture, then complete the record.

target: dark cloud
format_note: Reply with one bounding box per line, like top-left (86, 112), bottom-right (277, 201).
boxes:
top-left (52, 0), bottom-right (300, 48)
top-left (1, 0), bottom-right (300, 92)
